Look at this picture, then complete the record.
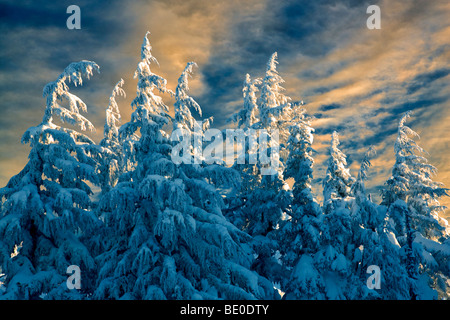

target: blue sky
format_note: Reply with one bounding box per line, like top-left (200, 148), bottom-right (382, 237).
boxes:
top-left (0, 0), bottom-right (449, 215)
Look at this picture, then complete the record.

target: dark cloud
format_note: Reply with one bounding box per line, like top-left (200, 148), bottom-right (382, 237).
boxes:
top-left (406, 68), bottom-right (450, 95)
top-left (391, 96), bottom-right (448, 116)
top-left (319, 103), bottom-right (342, 112)
top-left (196, 0), bottom-right (377, 127)
top-left (0, 2), bottom-right (63, 28)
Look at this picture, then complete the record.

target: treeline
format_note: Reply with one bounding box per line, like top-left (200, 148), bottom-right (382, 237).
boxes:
top-left (0, 32), bottom-right (449, 300)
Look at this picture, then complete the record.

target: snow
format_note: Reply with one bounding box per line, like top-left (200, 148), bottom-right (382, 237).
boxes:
top-left (386, 231), bottom-right (401, 249)
top-left (0, 35), bottom-right (449, 300)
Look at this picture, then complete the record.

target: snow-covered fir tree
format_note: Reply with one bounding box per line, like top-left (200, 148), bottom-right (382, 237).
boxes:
top-left (225, 54), bottom-right (296, 288)
top-left (313, 131), bottom-right (356, 299)
top-left (229, 73), bottom-right (261, 129)
top-left (382, 111), bottom-right (450, 299)
top-left (94, 33), bottom-right (277, 300)
top-left (225, 73), bottom-right (262, 211)
top-left (0, 61), bottom-right (101, 299)
top-left (98, 79), bottom-right (126, 193)
top-left (0, 32), bottom-right (449, 301)
top-left (347, 146), bottom-right (411, 299)
top-left (322, 131), bottom-right (355, 213)
top-left (118, 31), bottom-right (173, 178)
top-left (224, 73), bottom-right (262, 229)
top-left (279, 106), bottom-right (324, 299)
top-left (172, 61), bottom-right (240, 193)
top-left (258, 52), bottom-right (291, 131)
top-left (237, 52), bottom-right (292, 237)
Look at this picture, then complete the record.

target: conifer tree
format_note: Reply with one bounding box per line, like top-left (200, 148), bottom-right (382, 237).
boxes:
top-left (229, 73), bottom-right (261, 129)
top-left (172, 62), bottom-right (239, 192)
top-left (226, 55), bottom-right (295, 286)
top-left (280, 107), bottom-right (324, 299)
top-left (0, 61), bottom-right (100, 299)
top-left (118, 31), bottom-right (173, 177)
top-left (322, 131), bottom-right (355, 213)
top-left (98, 79), bottom-right (126, 193)
top-left (281, 108), bottom-right (321, 262)
top-left (239, 53), bottom-right (292, 237)
top-left (313, 131), bottom-right (356, 299)
top-left (225, 74), bottom-right (261, 227)
top-left (382, 111), bottom-right (450, 299)
top-left (258, 52), bottom-right (291, 131)
top-left (94, 34), bottom-right (277, 300)
top-left (348, 146), bottom-right (411, 299)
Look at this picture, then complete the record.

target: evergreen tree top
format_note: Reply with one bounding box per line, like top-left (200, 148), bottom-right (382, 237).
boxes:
top-left (40, 60), bottom-right (99, 132)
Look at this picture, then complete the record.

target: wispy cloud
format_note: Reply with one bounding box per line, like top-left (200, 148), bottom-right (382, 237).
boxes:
top-left (0, 0), bottom-right (448, 215)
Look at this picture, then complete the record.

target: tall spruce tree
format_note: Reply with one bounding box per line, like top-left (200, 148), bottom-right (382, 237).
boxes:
top-left (322, 131), bottom-right (355, 212)
top-left (98, 79), bottom-right (126, 193)
top-left (0, 61), bottom-right (101, 299)
top-left (382, 111), bottom-right (450, 299)
top-left (224, 73), bottom-right (262, 229)
top-left (316, 131), bottom-right (356, 299)
top-left (94, 33), bottom-right (276, 300)
top-left (348, 146), bottom-right (411, 299)
top-left (226, 54), bottom-right (295, 288)
top-left (280, 107), bottom-right (324, 299)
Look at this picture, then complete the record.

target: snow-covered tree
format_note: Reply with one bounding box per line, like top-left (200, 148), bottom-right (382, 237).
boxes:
top-left (240, 53), bottom-right (293, 236)
top-left (173, 62), bottom-right (210, 132)
top-left (172, 61), bottom-right (239, 192)
top-left (382, 111), bottom-right (450, 299)
top-left (279, 107), bottom-right (324, 299)
top-left (172, 61), bottom-right (212, 165)
top-left (224, 74), bottom-right (261, 223)
top-left (305, 131), bottom-right (356, 299)
top-left (0, 61), bottom-right (101, 299)
top-left (383, 111), bottom-right (448, 239)
top-left (229, 73), bottom-right (261, 129)
top-left (280, 108), bottom-right (321, 261)
top-left (322, 131), bottom-right (355, 213)
top-left (94, 35), bottom-right (277, 300)
top-left (258, 52), bottom-right (291, 130)
top-left (351, 146), bottom-right (375, 201)
top-left (225, 73), bottom-right (262, 203)
top-left (118, 32), bottom-right (173, 177)
top-left (98, 79), bottom-right (126, 193)
top-left (343, 146), bottom-right (410, 299)
top-left (225, 54), bottom-right (299, 291)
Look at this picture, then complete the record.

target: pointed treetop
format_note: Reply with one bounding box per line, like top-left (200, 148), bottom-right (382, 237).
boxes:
top-left (241, 73), bottom-right (261, 128)
top-left (351, 145), bottom-right (376, 197)
top-left (395, 110), bottom-right (423, 158)
top-left (104, 78), bottom-right (125, 140)
top-left (266, 52), bottom-right (279, 74)
top-left (259, 52), bottom-right (291, 128)
top-left (176, 62), bottom-right (198, 105)
top-left (228, 73), bottom-right (261, 129)
top-left (399, 110), bottom-right (413, 128)
top-left (40, 60), bottom-right (99, 131)
top-left (141, 31), bottom-right (158, 66)
top-left (323, 131), bottom-right (355, 202)
top-left (174, 62), bottom-right (205, 132)
top-left (130, 32), bottom-right (171, 116)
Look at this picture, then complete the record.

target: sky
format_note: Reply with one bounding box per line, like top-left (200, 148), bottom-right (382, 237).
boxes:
top-left (0, 0), bottom-right (449, 217)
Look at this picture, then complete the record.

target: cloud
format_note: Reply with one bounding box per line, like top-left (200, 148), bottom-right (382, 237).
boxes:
top-left (406, 68), bottom-right (450, 95)
top-left (0, 0), bottom-right (448, 217)
top-left (318, 103), bottom-right (342, 112)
